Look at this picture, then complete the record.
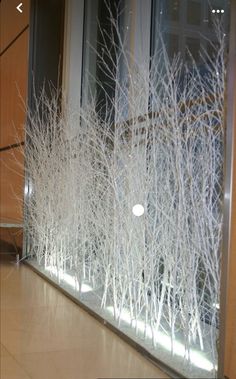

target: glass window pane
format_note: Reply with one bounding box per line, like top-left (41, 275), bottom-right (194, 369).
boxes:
top-left (82, 0), bottom-right (120, 117)
top-left (187, 0), bottom-right (201, 25)
top-left (165, 33), bottom-right (179, 58)
top-left (165, 0), bottom-right (181, 21)
top-left (185, 35), bottom-right (200, 61)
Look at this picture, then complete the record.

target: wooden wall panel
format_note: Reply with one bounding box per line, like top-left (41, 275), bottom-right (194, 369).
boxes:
top-left (0, 29), bottom-right (29, 149)
top-left (0, 0), bottom-right (29, 53)
top-left (0, 147), bottom-right (24, 222)
top-left (0, 0), bottom-right (29, 229)
top-left (0, 227), bottom-right (23, 253)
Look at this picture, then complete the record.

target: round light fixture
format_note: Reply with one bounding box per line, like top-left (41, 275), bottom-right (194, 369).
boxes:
top-left (132, 204), bottom-right (145, 217)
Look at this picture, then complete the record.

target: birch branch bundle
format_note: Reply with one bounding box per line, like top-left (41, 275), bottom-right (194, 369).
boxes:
top-left (24, 18), bottom-right (226, 374)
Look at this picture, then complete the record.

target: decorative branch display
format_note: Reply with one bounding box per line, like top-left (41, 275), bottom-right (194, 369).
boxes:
top-left (24, 16), bottom-right (226, 379)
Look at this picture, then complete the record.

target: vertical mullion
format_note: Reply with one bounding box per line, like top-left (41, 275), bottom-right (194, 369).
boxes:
top-left (63, 0), bottom-right (84, 115)
top-left (219, 0), bottom-right (236, 378)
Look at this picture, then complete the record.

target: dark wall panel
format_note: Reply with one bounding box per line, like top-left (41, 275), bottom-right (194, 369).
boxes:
top-left (28, 0), bottom-right (65, 105)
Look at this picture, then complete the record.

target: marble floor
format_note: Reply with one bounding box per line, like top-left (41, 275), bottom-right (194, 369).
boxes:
top-left (0, 255), bottom-right (169, 379)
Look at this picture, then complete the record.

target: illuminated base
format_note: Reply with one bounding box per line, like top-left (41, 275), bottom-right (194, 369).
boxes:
top-left (28, 259), bottom-right (218, 379)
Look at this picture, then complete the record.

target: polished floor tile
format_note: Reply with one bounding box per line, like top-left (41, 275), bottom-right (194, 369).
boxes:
top-left (0, 262), bottom-right (66, 310)
top-left (0, 343), bottom-right (10, 356)
top-left (0, 258), bottom-right (169, 378)
top-left (13, 349), bottom-right (164, 379)
top-left (0, 355), bottom-right (31, 379)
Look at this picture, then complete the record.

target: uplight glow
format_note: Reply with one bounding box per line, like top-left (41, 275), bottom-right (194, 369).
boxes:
top-left (106, 306), bottom-right (214, 372)
top-left (45, 266), bottom-right (92, 293)
top-left (45, 266), bottom-right (215, 372)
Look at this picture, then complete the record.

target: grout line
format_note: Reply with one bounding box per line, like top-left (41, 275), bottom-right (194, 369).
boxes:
top-left (0, 141), bottom-right (25, 153)
top-left (0, 343), bottom-right (33, 378)
top-left (0, 25), bottom-right (29, 57)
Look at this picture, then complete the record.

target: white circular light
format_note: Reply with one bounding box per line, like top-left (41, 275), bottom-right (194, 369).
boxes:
top-left (221, 9), bottom-right (224, 13)
top-left (212, 9), bottom-right (216, 13)
top-left (216, 9), bottom-right (220, 13)
top-left (132, 204), bottom-right (145, 217)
